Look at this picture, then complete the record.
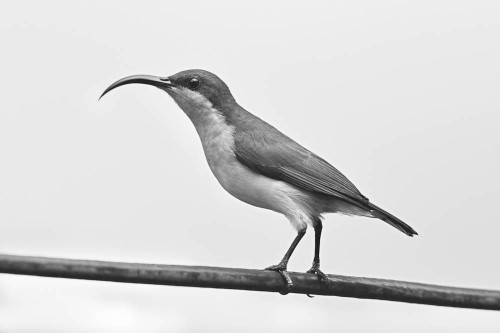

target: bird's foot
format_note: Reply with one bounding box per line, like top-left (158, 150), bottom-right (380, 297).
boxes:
top-left (265, 261), bottom-right (293, 295)
top-left (265, 261), bottom-right (288, 272)
top-left (307, 262), bottom-right (332, 285)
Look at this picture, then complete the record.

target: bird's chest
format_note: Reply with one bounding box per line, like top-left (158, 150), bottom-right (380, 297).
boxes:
top-left (197, 120), bottom-right (258, 202)
top-left (178, 97), bottom-right (284, 211)
top-left (190, 115), bottom-right (272, 209)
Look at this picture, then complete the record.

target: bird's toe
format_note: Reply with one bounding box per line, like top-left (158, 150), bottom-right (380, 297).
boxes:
top-left (307, 264), bottom-right (332, 285)
top-left (265, 262), bottom-right (293, 294)
top-left (265, 261), bottom-right (288, 272)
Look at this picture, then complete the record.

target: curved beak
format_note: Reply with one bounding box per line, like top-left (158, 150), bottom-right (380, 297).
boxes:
top-left (99, 75), bottom-right (173, 100)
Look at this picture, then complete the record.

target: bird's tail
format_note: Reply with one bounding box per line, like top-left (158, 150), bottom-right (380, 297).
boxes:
top-left (368, 203), bottom-right (418, 237)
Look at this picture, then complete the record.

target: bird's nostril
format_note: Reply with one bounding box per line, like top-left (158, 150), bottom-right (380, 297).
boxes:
top-left (160, 77), bottom-right (170, 81)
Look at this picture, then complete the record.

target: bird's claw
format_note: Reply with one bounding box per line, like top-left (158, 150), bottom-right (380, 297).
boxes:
top-left (277, 271), bottom-right (293, 295)
top-left (307, 263), bottom-right (332, 285)
top-left (265, 262), bottom-right (293, 294)
top-left (265, 262), bottom-right (288, 272)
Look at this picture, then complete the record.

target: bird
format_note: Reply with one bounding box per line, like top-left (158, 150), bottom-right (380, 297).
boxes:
top-left (100, 69), bottom-right (417, 292)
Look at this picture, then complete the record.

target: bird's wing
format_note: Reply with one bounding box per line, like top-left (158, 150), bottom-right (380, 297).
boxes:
top-left (233, 123), bottom-right (370, 209)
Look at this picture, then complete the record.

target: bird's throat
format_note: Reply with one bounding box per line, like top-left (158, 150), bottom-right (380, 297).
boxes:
top-left (167, 87), bottom-right (234, 145)
top-left (167, 86), bottom-right (236, 173)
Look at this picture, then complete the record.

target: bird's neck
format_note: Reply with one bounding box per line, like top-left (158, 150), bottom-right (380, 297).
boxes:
top-left (168, 88), bottom-right (236, 152)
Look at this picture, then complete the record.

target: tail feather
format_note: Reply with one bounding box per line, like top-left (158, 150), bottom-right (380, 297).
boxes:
top-left (368, 203), bottom-right (418, 237)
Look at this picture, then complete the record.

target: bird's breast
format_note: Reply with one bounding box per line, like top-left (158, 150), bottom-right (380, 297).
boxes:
top-left (170, 89), bottom-right (315, 227)
top-left (184, 106), bottom-right (295, 214)
top-left (195, 116), bottom-right (316, 228)
top-left (193, 110), bottom-right (268, 208)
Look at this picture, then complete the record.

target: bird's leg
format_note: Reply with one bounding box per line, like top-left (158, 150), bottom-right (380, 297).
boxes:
top-left (265, 229), bottom-right (306, 293)
top-left (266, 229), bottom-right (306, 271)
top-left (307, 219), bottom-right (331, 284)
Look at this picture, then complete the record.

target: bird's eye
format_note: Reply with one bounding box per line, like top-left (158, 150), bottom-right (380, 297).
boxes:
top-left (187, 77), bottom-right (200, 90)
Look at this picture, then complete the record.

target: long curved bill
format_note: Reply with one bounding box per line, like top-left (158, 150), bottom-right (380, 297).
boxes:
top-left (99, 75), bottom-right (173, 100)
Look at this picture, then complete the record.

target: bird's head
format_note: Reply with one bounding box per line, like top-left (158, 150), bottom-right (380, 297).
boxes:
top-left (100, 69), bottom-right (236, 114)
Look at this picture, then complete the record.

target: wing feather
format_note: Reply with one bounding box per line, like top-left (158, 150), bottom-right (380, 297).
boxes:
top-left (234, 123), bottom-right (369, 209)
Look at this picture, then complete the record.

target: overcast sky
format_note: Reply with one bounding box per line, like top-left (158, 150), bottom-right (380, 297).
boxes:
top-left (1, 0), bottom-right (500, 332)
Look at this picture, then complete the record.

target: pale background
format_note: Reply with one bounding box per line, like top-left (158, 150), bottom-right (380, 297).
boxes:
top-left (1, 0), bottom-right (499, 332)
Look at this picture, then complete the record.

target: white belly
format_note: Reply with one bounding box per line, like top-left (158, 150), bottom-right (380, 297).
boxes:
top-left (197, 118), bottom-right (281, 211)
top-left (197, 121), bottom-right (314, 231)
top-left (204, 141), bottom-right (314, 231)
top-left (205, 143), bottom-right (283, 210)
